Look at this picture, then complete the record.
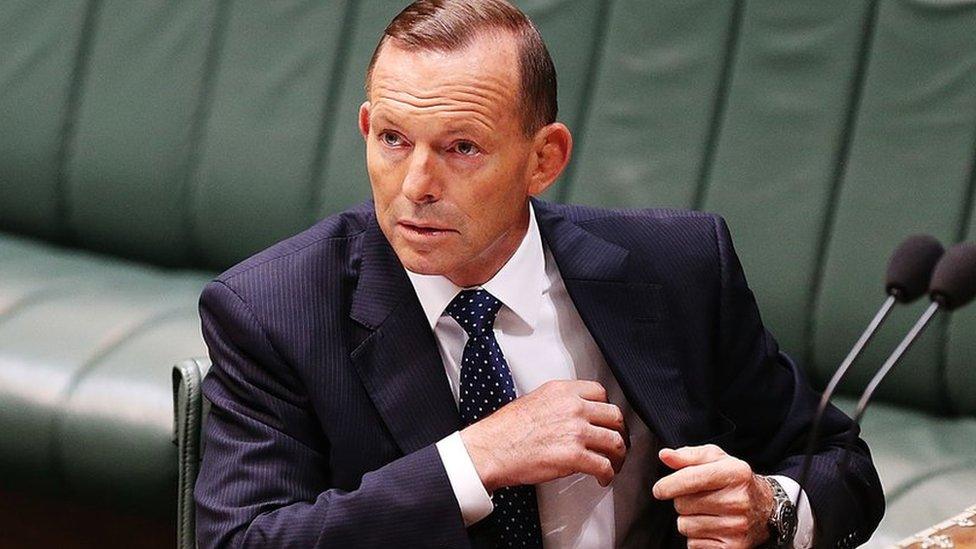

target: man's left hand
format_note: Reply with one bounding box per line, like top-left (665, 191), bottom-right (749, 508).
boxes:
top-left (652, 444), bottom-right (774, 548)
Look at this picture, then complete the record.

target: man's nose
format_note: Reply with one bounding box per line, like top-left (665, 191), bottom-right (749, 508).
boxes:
top-left (401, 147), bottom-right (441, 204)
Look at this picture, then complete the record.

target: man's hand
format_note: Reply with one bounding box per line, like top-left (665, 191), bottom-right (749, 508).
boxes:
top-left (652, 444), bottom-right (774, 548)
top-left (459, 380), bottom-right (627, 492)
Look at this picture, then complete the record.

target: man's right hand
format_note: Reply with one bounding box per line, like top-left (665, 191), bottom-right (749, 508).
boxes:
top-left (459, 380), bottom-right (628, 492)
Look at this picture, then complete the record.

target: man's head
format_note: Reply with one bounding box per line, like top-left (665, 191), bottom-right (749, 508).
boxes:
top-left (360, 0), bottom-right (573, 287)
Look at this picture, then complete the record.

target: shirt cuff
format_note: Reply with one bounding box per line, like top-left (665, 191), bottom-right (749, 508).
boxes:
top-left (435, 431), bottom-right (494, 527)
top-left (769, 475), bottom-right (815, 549)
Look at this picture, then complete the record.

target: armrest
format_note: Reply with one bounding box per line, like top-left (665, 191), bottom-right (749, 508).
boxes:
top-left (172, 357), bottom-right (212, 549)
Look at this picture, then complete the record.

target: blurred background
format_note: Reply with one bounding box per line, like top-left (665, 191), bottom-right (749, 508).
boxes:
top-left (1, 0), bottom-right (974, 547)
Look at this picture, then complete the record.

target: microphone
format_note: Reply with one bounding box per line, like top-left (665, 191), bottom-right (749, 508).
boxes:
top-left (840, 242), bottom-right (976, 473)
top-left (794, 235), bottom-right (943, 523)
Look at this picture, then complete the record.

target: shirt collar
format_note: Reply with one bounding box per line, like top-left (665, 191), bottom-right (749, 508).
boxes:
top-left (405, 202), bottom-right (547, 331)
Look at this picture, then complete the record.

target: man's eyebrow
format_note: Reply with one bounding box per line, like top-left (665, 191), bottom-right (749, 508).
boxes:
top-left (371, 111), bottom-right (493, 140)
top-left (370, 111), bottom-right (400, 127)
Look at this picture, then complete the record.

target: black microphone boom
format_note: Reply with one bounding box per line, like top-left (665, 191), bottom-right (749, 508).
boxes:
top-left (796, 235), bottom-right (944, 495)
top-left (841, 242), bottom-right (976, 473)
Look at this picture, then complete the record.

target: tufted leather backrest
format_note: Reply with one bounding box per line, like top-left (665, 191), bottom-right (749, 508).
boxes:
top-left (1, 0), bottom-right (975, 413)
top-left (566, 0), bottom-right (976, 415)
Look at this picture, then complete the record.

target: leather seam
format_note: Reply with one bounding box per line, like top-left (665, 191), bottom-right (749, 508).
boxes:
top-left (555, 0), bottom-right (614, 203)
top-left (0, 286), bottom-right (76, 324)
top-left (307, 0), bottom-right (359, 221)
top-left (802, 0), bottom-right (880, 378)
top-left (181, 0), bottom-right (233, 269)
top-left (53, 0), bottom-right (101, 244)
top-left (48, 307), bottom-right (197, 490)
top-left (692, 0), bottom-right (746, 211)
top-left (938, 107), bottom-right (976, 415)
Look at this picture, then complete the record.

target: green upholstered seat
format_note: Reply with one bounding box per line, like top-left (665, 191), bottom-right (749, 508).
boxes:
top-left (701, 0), bottom-right (871, 357)
top-left (809, 0), bottom-right (976, 413)
top-left (0, 234), bottom-right (209, 512)
top-left (566, 0), bottom-right (738, 209)
top-left (189, 1), bottom-right (353, 270)
top-left (948, 202), bottom-right (976, 416)
top-left (1, 0), bottom-right (975, 545)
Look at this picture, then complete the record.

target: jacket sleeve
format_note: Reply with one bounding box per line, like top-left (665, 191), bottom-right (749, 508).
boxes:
top-left (194, 280), bottom-right (469, 548)
top-left (709, 215), bottom-right (885, 547)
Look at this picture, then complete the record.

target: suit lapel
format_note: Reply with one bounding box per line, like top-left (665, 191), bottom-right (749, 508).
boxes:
top-left (533, 199), bottom-right (700, 448)
top-left (349, 219), bottom-right (461, 455)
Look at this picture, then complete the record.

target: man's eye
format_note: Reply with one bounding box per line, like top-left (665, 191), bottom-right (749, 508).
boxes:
top-left (380, 132), bottom-right (403, 147)
top-left (453, 141), bottom-right (480, 156)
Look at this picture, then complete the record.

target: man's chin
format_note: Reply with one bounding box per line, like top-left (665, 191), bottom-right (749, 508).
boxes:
top-left (394, 249), bottom-right (449, 277)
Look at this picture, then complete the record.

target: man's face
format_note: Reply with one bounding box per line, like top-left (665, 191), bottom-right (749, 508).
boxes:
top-left (360, 33), bottom-right (541, 287)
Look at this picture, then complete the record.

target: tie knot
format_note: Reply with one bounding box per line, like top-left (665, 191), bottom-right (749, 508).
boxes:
top-left (445, 289), bottom-right (502, 337)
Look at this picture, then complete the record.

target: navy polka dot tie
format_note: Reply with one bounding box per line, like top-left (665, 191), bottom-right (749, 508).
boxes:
top-left (446, 289), bottom-right (543, 547)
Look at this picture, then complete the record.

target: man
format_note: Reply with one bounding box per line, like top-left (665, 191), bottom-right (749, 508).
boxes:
top-left (194, 1), bottom-right (884, 547)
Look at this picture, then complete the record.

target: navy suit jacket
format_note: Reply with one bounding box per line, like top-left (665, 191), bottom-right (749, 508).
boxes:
top-left (195, 198), bottom-right (884, 548)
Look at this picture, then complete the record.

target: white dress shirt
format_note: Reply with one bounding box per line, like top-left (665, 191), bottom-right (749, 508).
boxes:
top-left (405, 203), bottom-right (814, 548)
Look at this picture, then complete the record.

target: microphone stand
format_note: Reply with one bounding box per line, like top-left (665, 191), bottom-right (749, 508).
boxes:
top-left (839, 300), bottom-right (942, 475)
top-left (796, 294), bottom-right (897, 493)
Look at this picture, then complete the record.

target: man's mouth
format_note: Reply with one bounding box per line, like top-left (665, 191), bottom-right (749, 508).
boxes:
top-left (397, 220), bottom-right (456, 238)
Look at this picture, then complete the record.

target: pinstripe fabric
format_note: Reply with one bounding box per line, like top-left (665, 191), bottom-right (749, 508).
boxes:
top-left (195, 199), bottom-right (883, 548)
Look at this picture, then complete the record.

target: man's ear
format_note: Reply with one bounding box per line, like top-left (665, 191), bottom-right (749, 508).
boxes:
top-left (527, 122), bottom-right (573, 196)
top-left (358, 101), bottom-right (371, 140)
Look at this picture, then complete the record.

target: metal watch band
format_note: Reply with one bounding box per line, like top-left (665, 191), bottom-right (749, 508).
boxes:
top-left (763, 476), bottom-right (798, 548)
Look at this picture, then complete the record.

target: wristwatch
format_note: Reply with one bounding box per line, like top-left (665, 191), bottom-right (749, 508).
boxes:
top-left (763, 476), bottom-right (798, 548)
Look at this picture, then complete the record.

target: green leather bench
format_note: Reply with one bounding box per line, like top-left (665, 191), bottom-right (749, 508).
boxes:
top-left (3, 1), bottom-right (976, 546)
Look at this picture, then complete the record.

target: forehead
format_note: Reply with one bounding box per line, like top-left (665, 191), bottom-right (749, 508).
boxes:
top-left (368, 32), bottom-right (521, 131)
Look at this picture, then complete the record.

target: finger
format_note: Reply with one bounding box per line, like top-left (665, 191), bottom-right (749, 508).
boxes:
top-left (677, 514), bottom-right (748, 539)
top-left (585, 401), bottom-right (630, 451)
top-left (583, 401), bottom-right (626, 433)
top-left (572, 449), bottom-right (615, 487)
top-left (673, 488), bottom-right (748, 516)
top-left (582, 424), bottom-right (627, 472)
top-left (659, 444), bottom-right (726, 469)
top-left (652, 461), bottom-right (734, 500)
top-left (574, 380), bottom-right (608, 402)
